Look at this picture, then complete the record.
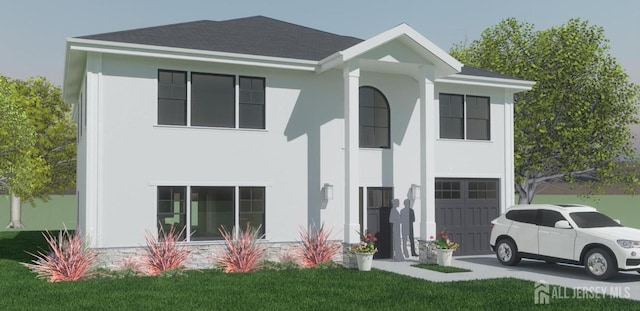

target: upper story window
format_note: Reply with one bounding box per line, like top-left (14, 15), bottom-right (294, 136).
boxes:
top-left (239, 77), bottom-right (265, 129)
top-left (158, 70), bottom-right (187, 126)
top-left (191, 73), bottom-right (235, 127)
top-left (439, 93), bottom-right (490, 140)
top-left (157, 70), bottom-right (265, 129)
top-left (359, 86), bottom-right (390, 148)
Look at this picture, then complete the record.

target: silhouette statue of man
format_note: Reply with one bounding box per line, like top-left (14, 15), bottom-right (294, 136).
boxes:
top-left (400, 199), bottom-right (411, 258)
top-left (406, 199), bottom-right (418, 256)
top-left (389, 199), bottom-right (404, 261)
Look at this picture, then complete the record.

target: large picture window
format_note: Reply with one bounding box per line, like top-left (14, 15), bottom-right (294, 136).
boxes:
top-left (191, 73), bottom-right (235, 128)
top-left (157, 70), bottom-right (265, 129)
top-left (359, 86), bottom-right (390, 148)
top-left (157, 186), bottom-right (265, 241)
top-left (439, 93), bottom-right (490, 140)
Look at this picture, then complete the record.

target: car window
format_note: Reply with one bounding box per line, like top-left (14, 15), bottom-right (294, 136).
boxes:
top-left (569, 212), bottom-right (622, 228)
top-left (538, 210), bottom-right (566, 227)
top-left (506, 210), bottom-right (538, 224)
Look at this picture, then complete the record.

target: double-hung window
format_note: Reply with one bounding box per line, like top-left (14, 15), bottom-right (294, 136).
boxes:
top-left (157, 70), bottom-right (265, 129)
top-left (157, 70), bottom-right (187, 126)
top-left (439, 93), bottom-right (490, 140)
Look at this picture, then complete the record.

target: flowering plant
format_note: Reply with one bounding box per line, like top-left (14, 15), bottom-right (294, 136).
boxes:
top-left (350, 230), bottom-right (378, 254)
top-left (430, 229), bottom-right (459, 251)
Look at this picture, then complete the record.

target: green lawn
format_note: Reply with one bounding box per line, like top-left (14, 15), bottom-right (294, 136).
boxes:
top-left (1, 231), bottom-right (637, 310)
top-left (534, 195), bottom-right (640, 228)
top-left (0, 195), bottom-right (76, 230)
top-left (412, 263), bottom-right (471, 273)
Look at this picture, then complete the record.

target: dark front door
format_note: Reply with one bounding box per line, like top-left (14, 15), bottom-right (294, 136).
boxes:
top-left (435, 179), bottom-right (500, 256)
top-left (360, 187), bottom-right (393, 259)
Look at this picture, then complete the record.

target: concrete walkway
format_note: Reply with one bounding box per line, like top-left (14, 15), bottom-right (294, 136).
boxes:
top-left (372, 255), bottom-right (640, 301)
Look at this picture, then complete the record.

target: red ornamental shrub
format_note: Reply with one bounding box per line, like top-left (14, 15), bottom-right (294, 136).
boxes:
top-left (215, 224), bottom-right (267, 273)
top-left (297, 223), bottom-right (341, 267)
top-left (22, 228), bottom-right (98, 282)
top-left (142, 225), bottom-right (192, 275)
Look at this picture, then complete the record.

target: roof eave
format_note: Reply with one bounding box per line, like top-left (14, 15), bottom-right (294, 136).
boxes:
top-left (436, 73), bottom-right (535, 92)
top-left (67, 38), bottom-right (320, 72)
top-left (63, 39), bottom-right (87, 105)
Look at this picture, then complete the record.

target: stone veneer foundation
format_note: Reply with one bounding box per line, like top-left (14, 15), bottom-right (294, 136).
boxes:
top-left (96, 241), bottom-right (348, 270)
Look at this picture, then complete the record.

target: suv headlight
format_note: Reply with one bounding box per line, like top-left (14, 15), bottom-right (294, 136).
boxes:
top-left (617, 240), bottom-right (640, 249)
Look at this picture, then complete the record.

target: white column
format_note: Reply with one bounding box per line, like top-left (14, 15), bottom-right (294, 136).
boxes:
top-left (344, 63), bottom-right (360, 244)
top-left (85, 52), bottom-right (102, 247)
top-left (503, 90), bottom-right (515, 211)
top-left (418, 66), bottom-right (436, 241)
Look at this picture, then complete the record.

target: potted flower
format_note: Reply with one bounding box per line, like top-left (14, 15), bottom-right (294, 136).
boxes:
top-left (350, 230), bottom-right (378, 271)
top-left (431, 229), bottom-right (459, 266)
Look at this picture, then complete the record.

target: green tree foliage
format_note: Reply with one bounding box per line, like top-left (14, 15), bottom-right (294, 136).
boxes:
top-left (450, 18), bottom-right (640, 203)
top-left (1, 76), bottom-right (76, 228)
top-left (12, 77), bottom-right (76, 197)
top-left (0, 77), bottom-right (46, 197)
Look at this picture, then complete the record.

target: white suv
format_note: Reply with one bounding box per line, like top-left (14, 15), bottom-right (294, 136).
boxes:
top-left (489, 204), bottom-right (640, 280)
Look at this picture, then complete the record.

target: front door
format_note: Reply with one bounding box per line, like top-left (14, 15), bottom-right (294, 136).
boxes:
top-left (360, 187), bottom-right (393, 259)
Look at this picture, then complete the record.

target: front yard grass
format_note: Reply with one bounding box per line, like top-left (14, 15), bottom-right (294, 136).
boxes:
top-left (412, 263), bottom-right (471, 273)
top-left (1, 231), bottom-right (637, 310)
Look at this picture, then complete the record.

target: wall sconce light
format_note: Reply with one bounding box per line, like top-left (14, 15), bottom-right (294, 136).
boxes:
top-left (411, 184), bottom-right (420, 200)
top-left (323, 183), bottom-right (333, 200)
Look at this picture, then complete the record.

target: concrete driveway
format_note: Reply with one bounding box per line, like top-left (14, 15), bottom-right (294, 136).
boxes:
top-left (372, 255), bottom-right (640, 301)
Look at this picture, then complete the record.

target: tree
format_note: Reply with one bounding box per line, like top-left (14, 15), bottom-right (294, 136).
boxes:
top-left (1, 76), bottom-right (76, 228)
top-left (450, 18), bottom-right (640, 204)
top-left (0, 77), bottom-right (47, 228)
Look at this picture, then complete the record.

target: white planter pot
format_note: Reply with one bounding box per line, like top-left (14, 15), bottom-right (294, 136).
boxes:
top-left (436, 249), bottom-right (454, 266)
top-left (419, 248), bottom-right (438, 264)
top-left (355, 252), bottom-right (374, 271)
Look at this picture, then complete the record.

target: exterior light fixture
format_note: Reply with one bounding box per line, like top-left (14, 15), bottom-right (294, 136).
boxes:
top-left (323, 183), bottom-right (333, 200)
top-left (411, 184), bottom-right (420, 200)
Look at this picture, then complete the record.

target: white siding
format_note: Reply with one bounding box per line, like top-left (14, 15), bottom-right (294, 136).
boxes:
top-left (77, 53), bottom-right (516, 248)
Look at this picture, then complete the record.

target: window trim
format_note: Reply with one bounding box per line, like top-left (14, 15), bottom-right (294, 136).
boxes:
top-left (439, 93), bottom-right (491, 141)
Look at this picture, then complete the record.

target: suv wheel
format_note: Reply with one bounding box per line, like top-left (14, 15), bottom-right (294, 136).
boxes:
top-left (496, 238), bottom-right (521, 266)
top-left (584, 248), bottom-right (618, 280)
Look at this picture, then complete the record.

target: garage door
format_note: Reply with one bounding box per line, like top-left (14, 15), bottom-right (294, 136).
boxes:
top-left (435, 178), bottom-right (499, 256)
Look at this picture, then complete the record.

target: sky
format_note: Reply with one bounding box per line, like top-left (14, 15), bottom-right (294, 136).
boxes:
top-left (1, 0), bottom-right (638, 87)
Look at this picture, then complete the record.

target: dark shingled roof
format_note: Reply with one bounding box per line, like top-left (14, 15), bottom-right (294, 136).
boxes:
top-left (79, 16), bottom-right (363, 61)
top-left (78, 16), bottom-right (521, 81)
top-left (460, 65), bottom-right (524, 80)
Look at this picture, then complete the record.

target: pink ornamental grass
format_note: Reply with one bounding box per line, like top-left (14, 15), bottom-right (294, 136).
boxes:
top-left (22, 228), bottom-right (98, 282)
top-left (215, 224), bottom-right (266, 273)
top-left (119, 256), bottom-right (145, 274)
top-left (297, 223), bottom-right (341, 268)
top-left (142, 225), bottom-right (192, 276)
top-left (278, 251), bottom-right (301, 266)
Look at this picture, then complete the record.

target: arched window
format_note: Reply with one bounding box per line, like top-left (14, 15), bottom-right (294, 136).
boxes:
top-left (359, 86), bottom-right (390, 148)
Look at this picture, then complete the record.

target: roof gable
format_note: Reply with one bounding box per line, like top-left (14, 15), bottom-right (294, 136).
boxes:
top-left (319, 23), bottom-right (462, 79)
top-left (79, 16), bottom-right (363, 61)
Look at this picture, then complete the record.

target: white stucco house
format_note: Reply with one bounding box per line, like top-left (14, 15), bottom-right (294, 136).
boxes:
top-left (63, 16), bottom-right (533, 266)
